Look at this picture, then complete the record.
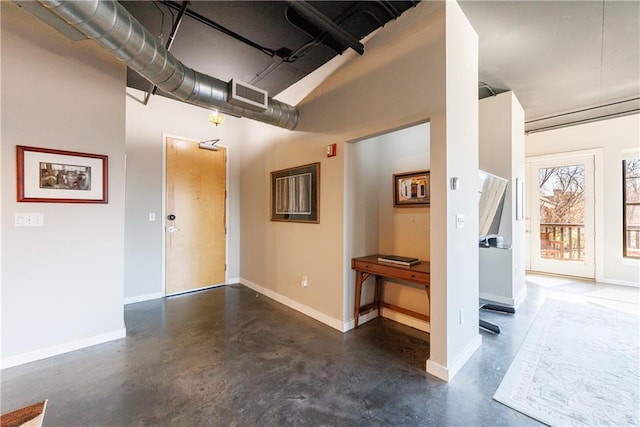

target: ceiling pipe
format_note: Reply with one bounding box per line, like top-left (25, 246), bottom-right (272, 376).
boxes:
top-left (149, 1), bottom-right (189, 97)
top-left (286, 1), bottom-right (365, 55)
top-left (160, 1), bottom-right (277, 58)
top-left (34, 0), bottom-right (300, 130)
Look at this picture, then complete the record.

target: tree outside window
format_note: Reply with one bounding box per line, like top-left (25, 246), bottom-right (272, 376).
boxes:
top-left (623, 158), bottom-right (640, 258)
top-left (538, 165), bottom-right (586, 261)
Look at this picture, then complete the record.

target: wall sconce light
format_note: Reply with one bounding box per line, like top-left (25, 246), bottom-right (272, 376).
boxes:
top-left (208, 110), bottom-right (225, 126)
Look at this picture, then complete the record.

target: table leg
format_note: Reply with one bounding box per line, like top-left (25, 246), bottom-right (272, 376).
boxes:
top-left (425, 286), bottom-right (430, 317)
top-left (354, 271), bottom-right (363, 328)
top-left (375, 276), bottom-right (382, 314)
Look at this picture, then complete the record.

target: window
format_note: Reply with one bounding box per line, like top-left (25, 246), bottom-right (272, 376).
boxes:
top-left (623, 158), bottom-right (640, 258)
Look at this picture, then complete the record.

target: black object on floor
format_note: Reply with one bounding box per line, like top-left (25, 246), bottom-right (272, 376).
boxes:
top-left (479, 303), bottom-right (516, 334)
top-left (480, 319), bottom-right (501, 334)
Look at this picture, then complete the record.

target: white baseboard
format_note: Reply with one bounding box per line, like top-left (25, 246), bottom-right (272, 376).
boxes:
top-left (380, 308), bottom-right (430, 333)
top-left (426, 334), bottom-right (482, 382)
top-left (479, 292), bottom-right (515, 306)
top-left (239, 278), bottom-right (344, 332)
top-left (343, 307), bottom-right (431, 333)
top-left (227, 277), bottom-right (240, 285)
top-left (124, 292), bottom-right (163, 305)
top-left (1, 328), bottom-right (126, 370)
top-left (479, 287), bottom-right (528, 309)
top-left (343, 309), bottom-right (379, 331)
top-left (600, 277), bottom-right (639, 288)
top-left (426, 359), bottom-right (449, 381)
top-left (514, 286), bottom-right (528, 308)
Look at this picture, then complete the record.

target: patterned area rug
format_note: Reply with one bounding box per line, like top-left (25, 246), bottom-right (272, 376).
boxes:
top-left (494, 299), bottom-right (639, 426)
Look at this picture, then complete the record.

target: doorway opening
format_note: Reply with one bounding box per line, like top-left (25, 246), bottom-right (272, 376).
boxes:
top-left (526, 152), bottom-right (597, 279)
top-left (163, 135), bottom-right (228, 296)
top-left (344, 121), bottom-right (431, 331)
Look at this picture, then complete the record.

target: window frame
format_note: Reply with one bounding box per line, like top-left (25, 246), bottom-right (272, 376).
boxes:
top-left (623, 158), bottom-right (640, 259)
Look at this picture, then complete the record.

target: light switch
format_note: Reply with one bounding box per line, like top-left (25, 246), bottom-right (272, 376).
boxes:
top-left (450, 177), bottom-right (459, 190)
top-left (149, 212), bottom-right (156, 222)
top-left (15, 213), bottom-right (44, 227)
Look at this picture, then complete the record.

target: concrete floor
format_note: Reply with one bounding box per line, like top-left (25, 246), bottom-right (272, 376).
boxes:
top-left (1, 277), bottom-right (637, 426)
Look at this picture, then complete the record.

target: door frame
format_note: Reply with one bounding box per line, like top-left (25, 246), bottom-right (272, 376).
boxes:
top-left (161, 133), bottom-right (229, 296)
top-left (525, 148), bottom-right (604, 281)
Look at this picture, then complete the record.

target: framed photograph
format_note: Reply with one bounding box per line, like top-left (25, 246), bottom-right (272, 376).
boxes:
top-left (393, 170), bottom-right (430, 207)
top-left (271, 162), bottom-right (320, 223)
top-left (17, 145), bottom-right (108, 203)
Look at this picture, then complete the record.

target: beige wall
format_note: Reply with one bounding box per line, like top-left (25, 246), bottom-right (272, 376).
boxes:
top-left (239, 2), bottom-right (481, 380)
top-left (378, 125), bottom-right (432, 328)
top-left (1, 3), bottom-right (127, 366)
top-left (526, 114), bottom-right (640, 286)
top-left (239, 4), bottom-right (446, 325)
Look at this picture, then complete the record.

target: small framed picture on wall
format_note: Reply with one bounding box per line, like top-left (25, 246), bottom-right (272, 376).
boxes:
top-left (16, 145), bottom-right (108, 203)
top-left (270, 162), bottom-right (320, 223)
top-left (393, 170), bottom-right (430, 207)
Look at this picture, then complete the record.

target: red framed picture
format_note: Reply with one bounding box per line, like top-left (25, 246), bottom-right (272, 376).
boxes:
top-left (16, 145), bottom-right (108, 203)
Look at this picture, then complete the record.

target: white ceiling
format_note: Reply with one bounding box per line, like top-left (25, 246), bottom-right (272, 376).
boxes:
top-left (458, 0), bottom-right (640, 133)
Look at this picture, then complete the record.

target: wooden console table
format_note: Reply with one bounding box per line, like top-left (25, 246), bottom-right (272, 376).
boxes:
top-left (351, 255), bottom-right (430, 328)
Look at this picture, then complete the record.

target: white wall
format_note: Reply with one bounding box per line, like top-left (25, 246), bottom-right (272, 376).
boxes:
top-left (124, 89), bottom-right (243, 303)
top-left (479, 92), bottom-right (526, 305)
top-left (1, 3), bottom-right (126, 367)
top-left (427, 2), bottom-right (481, 380)
top-left (344, 135), bottom-right (382, 320)
top-left (526, 114), bottom-right (640, 286)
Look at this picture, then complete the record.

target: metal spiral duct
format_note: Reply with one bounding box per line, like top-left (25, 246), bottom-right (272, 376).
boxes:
top-left (37, 0), bottom-right (300, 130)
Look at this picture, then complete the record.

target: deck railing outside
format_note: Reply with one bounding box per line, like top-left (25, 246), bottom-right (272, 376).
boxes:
top-left (626, 225), bottom-right (640, 258)
top-left (540, 223), bottom-right (584, 261)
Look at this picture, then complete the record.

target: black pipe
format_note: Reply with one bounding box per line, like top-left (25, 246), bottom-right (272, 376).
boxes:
top-left (383, 1), bottom-right (401, 17)
top-left (376, 1), bottom-right (399, 19)
top-left (160, 1), bottom-right (276, 57)
top-left (286, 1), bottom-right (364, 55)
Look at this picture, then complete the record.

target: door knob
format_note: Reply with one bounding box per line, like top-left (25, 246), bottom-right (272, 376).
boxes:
top-left (167, 226), bottom-right (180, 233)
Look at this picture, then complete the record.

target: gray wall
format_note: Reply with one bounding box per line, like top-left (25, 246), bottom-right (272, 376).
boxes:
top-left (1, 3), bottom-right (127, 366)
top-left (124, 89), bottom-right (243, 302)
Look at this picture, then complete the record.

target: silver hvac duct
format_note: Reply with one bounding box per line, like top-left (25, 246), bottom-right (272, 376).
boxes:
top-left (35, 0), bottom-right (300, 130)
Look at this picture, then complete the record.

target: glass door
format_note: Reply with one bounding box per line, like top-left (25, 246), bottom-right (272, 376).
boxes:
top-left (527, 155), bottom-right (595, 278)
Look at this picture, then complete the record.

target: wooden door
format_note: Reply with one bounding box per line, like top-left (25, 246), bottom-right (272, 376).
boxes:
top-left (165, 137), bottom-right (226, 295)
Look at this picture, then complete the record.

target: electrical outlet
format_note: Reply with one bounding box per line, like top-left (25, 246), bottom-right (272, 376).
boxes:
top-left (456, 214), bottom-right (465, 229)
top-left (301, 276), bottom-right (308, 288)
